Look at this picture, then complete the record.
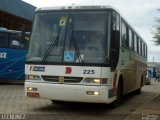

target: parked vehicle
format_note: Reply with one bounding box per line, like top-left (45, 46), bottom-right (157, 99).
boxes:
top-left (25, 5), bottom-right (147, 106)
top-left (0, 28), bottom-right (30, 81)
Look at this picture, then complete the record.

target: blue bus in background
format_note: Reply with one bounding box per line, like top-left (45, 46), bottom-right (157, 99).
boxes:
top-left (0, 27), bottom-right (30, 81)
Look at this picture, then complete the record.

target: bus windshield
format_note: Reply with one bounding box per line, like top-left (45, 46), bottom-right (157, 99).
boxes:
top-left (27, 11), bottom-right (110, 64)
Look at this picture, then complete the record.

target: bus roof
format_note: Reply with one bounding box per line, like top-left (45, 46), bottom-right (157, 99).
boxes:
top-left (0, 29), bottom-right (21, 34)
top-left (36, 5), bottom-right (119, 12)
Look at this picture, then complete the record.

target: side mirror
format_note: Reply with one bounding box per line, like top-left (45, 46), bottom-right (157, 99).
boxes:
top-left (110, 30), bottom-right (120, 65)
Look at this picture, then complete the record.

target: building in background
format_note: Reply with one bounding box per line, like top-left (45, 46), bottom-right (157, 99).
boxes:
top-left (0, 0), bottom-right (36, 31)
top-left (147, 62), bottom-right (160, 78)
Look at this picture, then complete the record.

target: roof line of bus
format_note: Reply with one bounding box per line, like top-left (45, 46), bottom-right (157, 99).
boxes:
top-left (0, 27), bottom-right (30, 35)
top-left (0, 29), bottom-right (21, 33)
top-left (35, 5), bottom-right (119, 12)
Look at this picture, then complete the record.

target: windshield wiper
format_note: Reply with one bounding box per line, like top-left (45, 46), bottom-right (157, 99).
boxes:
top-left (70, 30), bottom-right (83, 63)
top-left (41, 27), bottom-right (60, 62)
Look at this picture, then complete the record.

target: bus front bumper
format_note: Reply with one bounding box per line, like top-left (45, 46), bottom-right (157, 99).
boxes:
top-left (25, 82), bottom-right (116, 104)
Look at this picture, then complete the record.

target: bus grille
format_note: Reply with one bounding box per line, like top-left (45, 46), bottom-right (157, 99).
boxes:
top-left (41, 75), bottom-right (83, 83)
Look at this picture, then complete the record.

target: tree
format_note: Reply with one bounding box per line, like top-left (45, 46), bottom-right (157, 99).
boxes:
top-left (153, 9), bottom-right (160, 45)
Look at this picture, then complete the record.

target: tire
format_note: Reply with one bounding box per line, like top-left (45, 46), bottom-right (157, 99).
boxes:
top-left (110, 81), bottom-right (123, 108)
top-left (134, 88), bottom-right (141, 95)
top-left (51, 100), bottom-right (63, 105)
top-left (135, 79), bottom-right (143, 95)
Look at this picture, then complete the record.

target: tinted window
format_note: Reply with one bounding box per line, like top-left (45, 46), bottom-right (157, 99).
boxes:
top-left (145, 45), bottom-right (147, 58)
top-left (121, 21), bottom-right (128, 47)
top-left (0, 32), bottom-right (8, 48)
top-left (134, 34), bottom-right (137, 52)
top-left (137, 37), bottom-right (139, 53)
top-left (139, 39), bottom-right (141, 54)
top-left (143, 43), bottom-right (145, 57)
top-left (112, 11), bottom-right (120, 31)
top-left (129, 29), bottom-right (133, 49)
top-left (10, 33), bottom-right (24, 49)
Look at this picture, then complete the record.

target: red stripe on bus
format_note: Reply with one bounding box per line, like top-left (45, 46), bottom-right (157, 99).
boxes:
top-left (113, 69), bottom-right (118, 94)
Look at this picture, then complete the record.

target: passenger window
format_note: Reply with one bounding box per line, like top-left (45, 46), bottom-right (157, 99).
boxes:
top-left (137, 37), bottom-right (139, 53)
top-left (134, 34), bottom-right (137, 52)
top-left (139, 39), bottom-right (141, 55)
top-left (139, 39), bottom-right (142, 55)
top-left (129, 29), bottom-right (133, 49)
top-left (143, 42), bottom-right (146, 57)
top-left (121, 21), bottom-right (128, 47)
top-left (142, 42), bottom-right (144, 56)
top-left (145, 45), bottom-right (147, 58)
top-left (132, 32), bottom-right (134, 50)
top-left (10, 33), bottom-right (24, 49)
top-left (112, 11), bottom-right (120, 31)
top-left (0, 32), bottom-right (8, 48)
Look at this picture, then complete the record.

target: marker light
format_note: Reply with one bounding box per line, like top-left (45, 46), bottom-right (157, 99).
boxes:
top-left (27, 87), bottom-right (33, 91)
top-left (27, 87), bottom-right (38, 91)
top-left (94, 79), bottom-right (101, 84)
top-left (86, 91), bottom-right (100, 96)
top-left (94, 91), bottom-right (100, 96)
top-left (26, 75), bottom-right (41, 80)
top-left (83, 78), bottom-right (108, 85)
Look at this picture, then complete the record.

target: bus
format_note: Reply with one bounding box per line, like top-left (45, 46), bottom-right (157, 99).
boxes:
top-left (25, 6), bottom-right (147, 106)
top-left (0, 28), bottom-right (30, 81)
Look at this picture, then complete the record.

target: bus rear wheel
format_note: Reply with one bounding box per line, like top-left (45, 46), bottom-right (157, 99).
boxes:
top-left (135, 80), bottom-right (143, 95)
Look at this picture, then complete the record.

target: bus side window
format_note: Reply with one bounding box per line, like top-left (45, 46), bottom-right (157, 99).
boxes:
top-left (134, 34), bottom-right (137, 52)
top-left (0, 32), bottom-right (8, 48)
top-left (121, 21), bottom-right (128, 47)
top-left (11, 40), bottom-right (21, 48)
top-left (129, 29), bottom-right (133, 50)
top-left (10, 33), bottom-right (25, 49)
top-left (112, 11), bottom-right (120, 31)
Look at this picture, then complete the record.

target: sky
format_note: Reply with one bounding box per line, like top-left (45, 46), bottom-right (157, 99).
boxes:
top-left (23, 0), bottom-right (160, 62)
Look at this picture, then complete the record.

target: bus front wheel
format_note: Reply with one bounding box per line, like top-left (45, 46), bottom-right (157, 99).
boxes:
top-left (51, 100), bottom-right (64, 105)
top-left (110, 81), bottom-right (123, 108)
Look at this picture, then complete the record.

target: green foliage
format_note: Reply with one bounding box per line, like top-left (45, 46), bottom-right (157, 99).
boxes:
top-left (153, 9), bottom-right (160, 45)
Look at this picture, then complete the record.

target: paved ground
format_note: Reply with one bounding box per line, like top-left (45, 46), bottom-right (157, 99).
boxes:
top-left (0, 79), bottom-right (159, 120)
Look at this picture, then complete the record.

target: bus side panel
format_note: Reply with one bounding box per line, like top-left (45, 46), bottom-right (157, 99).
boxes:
top-left (120, 48), bottom-right (146, 94)
top-left (0, 48), bottom-right (26, 80)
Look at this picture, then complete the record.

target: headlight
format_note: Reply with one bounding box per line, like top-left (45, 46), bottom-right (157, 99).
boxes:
top-left (26, 75), bottom-right (41, 80)
top-left (27, 87), bottom-right (38, 91)
top-left (83, 78), bottom-right (108, 85)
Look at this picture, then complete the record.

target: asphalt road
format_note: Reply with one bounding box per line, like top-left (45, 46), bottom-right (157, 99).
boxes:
top-left (0, 79), bottom-right (159, 120)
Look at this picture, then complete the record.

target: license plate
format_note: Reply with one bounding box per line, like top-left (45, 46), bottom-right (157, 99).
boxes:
top-left (27, 92), bottom-right (39, 97)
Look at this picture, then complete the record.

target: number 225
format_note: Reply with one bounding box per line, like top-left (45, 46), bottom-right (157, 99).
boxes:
top-left (83, 70), bottom-right (95, 74)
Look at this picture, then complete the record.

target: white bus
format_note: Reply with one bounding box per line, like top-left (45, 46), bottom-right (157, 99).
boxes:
top-left (25, 6), bottom-right (147, 106)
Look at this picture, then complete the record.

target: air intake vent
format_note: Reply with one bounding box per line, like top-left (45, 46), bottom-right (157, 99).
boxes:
top-left (41, 75), bottom-right (83, 83)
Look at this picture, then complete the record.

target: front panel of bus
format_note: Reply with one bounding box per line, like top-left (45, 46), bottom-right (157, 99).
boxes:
top-left (25, 8), bottom-right (120, 103)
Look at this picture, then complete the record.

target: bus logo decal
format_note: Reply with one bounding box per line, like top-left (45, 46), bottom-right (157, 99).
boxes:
top-left (65, 67), bottom-right (72, 74)
top-left (59, 76), bottom-right (64, 84)
top-left (0, 52), bottom-right (7, 59)
top-left (30, 66), bottom-right (45, 72)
